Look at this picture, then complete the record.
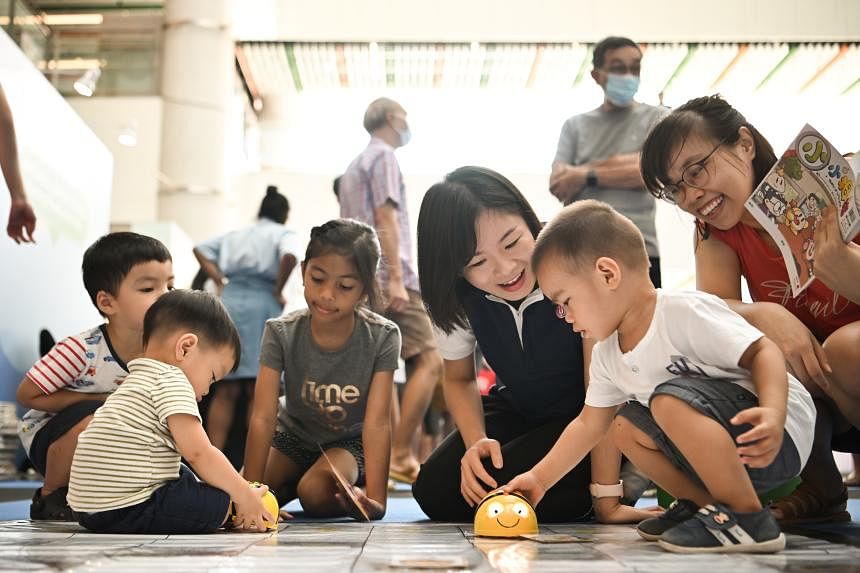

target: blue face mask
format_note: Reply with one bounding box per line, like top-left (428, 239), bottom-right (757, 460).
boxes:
top-left (397, 126), bottom-right (412, 146)
top-left (604, 73), bottom-right (640, 107)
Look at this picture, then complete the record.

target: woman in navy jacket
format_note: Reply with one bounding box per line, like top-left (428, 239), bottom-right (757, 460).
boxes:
top-left (412, 166), bottom-right (657, 523)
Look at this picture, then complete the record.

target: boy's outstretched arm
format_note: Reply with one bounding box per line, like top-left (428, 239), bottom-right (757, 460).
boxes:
top-left (733, 336), bottom-right (789, 468)
top-left (504, 405), bottom-right (615, 506)
top-left (168, 413), bottom-right (271, 531)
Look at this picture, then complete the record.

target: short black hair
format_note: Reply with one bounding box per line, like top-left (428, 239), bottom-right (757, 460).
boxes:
top-left (142, 289), bottom-right (241, 371)
top-left (82, 232), bottom-right (172, 316)
top-left (258, 185), bottom-right (290, 223)
top-left (304, 219), bottom-right (383, 311)
top-left (533, 200), bottom-right (649, 277)
top-left (417, 166), bottom-right (542, 334)
top-left (592, 36), bottom-right (640, 69)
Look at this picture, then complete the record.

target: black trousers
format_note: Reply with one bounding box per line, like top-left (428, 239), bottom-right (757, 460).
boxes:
top-left (412, 393), bottom-right (592, 523)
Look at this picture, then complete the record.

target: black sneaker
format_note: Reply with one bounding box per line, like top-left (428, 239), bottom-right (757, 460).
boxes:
top-left (658, 503), bottom-right (785, 554)
top-left (637, 499), bottom-right (699, 541)
top-left (30, 487), bottom-right (75, 521)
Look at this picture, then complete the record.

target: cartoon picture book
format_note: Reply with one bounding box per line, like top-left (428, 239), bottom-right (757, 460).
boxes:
top-left (319, 446), bottom-right (370, 521)
top-left (745, 124), bottom-right (860, 297)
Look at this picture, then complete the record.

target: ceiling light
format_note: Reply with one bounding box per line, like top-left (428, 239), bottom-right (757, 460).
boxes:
top-left (42, 13), bottom-right (104, 26)
top-left (118, 121), bottom-right (138, 147)
top-left (73, 68), bottom-right (101, 96)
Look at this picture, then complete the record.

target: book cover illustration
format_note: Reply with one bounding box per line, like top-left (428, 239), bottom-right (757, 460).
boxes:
top-left (745, 125), bottom-right (858, 296)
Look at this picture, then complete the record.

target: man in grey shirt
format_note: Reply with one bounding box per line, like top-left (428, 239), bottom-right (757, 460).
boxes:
top-left (551, 36), bottom-right (669, 286)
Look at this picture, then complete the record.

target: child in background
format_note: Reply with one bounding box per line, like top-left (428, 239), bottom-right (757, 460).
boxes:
top-left (68, 289), bottom-right (272, 534)
top-left (243, 219), bottom-right (400, 520)
top-left (505, 200), bottom-right (815, 554)
top-left (17, 232), bottom-right (173, 520)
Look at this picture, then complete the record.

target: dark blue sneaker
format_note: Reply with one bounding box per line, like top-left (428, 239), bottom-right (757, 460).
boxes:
top-left (30, 487), bottom-right (75, 521)
top-left (637, 499), bottom-right (699, 541)
top-left (658, 503), bottom-right (785, 554)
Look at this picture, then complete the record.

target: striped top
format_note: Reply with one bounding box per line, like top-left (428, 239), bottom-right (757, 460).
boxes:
top-left (68, 358), bottom-right (201, 513)
top-left (18, 325), bottom-right (128, 454)
top-left (338, 137), bottom-right (419, 291)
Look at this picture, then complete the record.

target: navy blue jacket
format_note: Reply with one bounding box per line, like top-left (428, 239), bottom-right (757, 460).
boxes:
top-left (462, 285), bottom-right (585, 420)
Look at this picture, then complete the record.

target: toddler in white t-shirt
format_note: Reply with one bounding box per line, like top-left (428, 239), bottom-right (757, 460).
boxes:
top-left (504, 200), bottom-right (815, 555)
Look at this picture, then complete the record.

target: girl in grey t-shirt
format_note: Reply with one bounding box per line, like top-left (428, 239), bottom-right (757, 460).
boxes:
top-left (243, 220), bottom-right (401, 520)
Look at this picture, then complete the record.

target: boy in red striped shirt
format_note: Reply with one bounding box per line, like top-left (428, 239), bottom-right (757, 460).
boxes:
top-left (16, 232), bottom-right (174, 520)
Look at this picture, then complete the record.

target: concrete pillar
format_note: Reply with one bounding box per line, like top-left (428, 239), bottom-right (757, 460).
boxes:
top-left (158, 0), bottom-right (234, 243)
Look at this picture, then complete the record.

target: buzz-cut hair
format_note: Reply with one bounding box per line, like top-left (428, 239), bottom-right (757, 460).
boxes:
top-left (142, 289), bottom-right (241, 372)
top-left (532, 199), bottom-right (649, 276)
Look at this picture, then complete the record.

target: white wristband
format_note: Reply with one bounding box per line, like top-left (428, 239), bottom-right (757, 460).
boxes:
top-left (589, 480), bottom-right (624, 498)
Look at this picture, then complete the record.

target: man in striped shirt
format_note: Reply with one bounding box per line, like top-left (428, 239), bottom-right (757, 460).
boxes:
top-left (17, 232), bottom-right (173, 520)
top-left (338, 98), bottom-right (443, 484)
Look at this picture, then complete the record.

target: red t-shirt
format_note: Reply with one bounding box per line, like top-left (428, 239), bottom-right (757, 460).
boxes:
top-left (709, 223), bottom-right (860, 342)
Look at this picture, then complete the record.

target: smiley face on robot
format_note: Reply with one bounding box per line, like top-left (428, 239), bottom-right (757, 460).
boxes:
top-left (473, 490), bottom-right (538, 538)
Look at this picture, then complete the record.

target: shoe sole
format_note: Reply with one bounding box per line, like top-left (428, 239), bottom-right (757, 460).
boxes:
top-left (658, 533), bottom-right (786, 554)
top-left (637, 529), bottom-right (663, 542)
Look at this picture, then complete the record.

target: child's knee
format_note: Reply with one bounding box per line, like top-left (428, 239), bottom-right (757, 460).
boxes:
top-left (823, 324), bottom-right (860, 369)
top-left (611, 416), bottom-right (635, 447)
top-left (296, 477), bottom-right (337, 516)
top-left (649, 393), bottom-right (682, 416)
top-left (612, 416), bottom-right (657, 452)
top-left (296, 473), bottom-right (336, 514)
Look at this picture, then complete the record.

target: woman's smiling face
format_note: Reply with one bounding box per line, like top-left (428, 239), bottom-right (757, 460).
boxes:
top-left (665, 128), bottom-right (757, 230)
top-left (462, 210), bottom-right (537, 302)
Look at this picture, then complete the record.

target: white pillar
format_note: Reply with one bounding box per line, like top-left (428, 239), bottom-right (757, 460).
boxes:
top-left (158, 0), bottom-right (234, 243)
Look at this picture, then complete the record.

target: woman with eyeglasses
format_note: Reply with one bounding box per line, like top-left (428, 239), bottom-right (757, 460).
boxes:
top-left (640, 94), bottom-right (860, 525)
top-left (411, 166), bottom-right (661, 525)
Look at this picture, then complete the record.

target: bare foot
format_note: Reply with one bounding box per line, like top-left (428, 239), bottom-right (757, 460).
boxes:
top-left (389, 456), bottom-right (420, 484)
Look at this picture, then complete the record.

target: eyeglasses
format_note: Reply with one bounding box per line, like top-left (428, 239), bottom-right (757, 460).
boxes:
top-left (659, 141), bottom-right (724, 205)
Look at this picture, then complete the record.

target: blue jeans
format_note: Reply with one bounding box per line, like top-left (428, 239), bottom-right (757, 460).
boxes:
top-left (77, 465), bottom-right (230, 534)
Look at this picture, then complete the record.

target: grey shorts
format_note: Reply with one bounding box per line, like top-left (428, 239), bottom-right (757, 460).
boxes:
top-left (272, 431), bottom-right (365, 486)
top-left (617, 377), bottom-right (801, 494)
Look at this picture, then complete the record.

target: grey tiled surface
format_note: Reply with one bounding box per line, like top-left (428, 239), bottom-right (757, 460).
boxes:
top-left (0, 519), bottom-right (859, 572)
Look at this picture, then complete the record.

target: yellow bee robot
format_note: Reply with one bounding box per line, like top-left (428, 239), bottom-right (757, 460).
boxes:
top-left (473, 489), bottom-right (538, 538)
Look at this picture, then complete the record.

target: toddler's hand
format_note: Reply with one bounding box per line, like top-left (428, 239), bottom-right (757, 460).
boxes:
top-left (502, 471), bottom-right (546, 507)
top-left (732, 406), bottom-right (785, 468)
top-left (233, 483), bottom-right (273, 532)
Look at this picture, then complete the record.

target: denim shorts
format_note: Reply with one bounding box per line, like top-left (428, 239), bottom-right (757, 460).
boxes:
top-left (77, 465), bottom-right (231, 534)
top-left (617, 377), bottom-right (802, 494)
top-left (272, 431), bottom-right (365, 486)
top-left (29, 400), bottom-right (104, 476)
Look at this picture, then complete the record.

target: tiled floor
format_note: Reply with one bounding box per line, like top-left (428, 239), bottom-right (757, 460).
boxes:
top-left (1, 506), bottom-right (860, 572)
